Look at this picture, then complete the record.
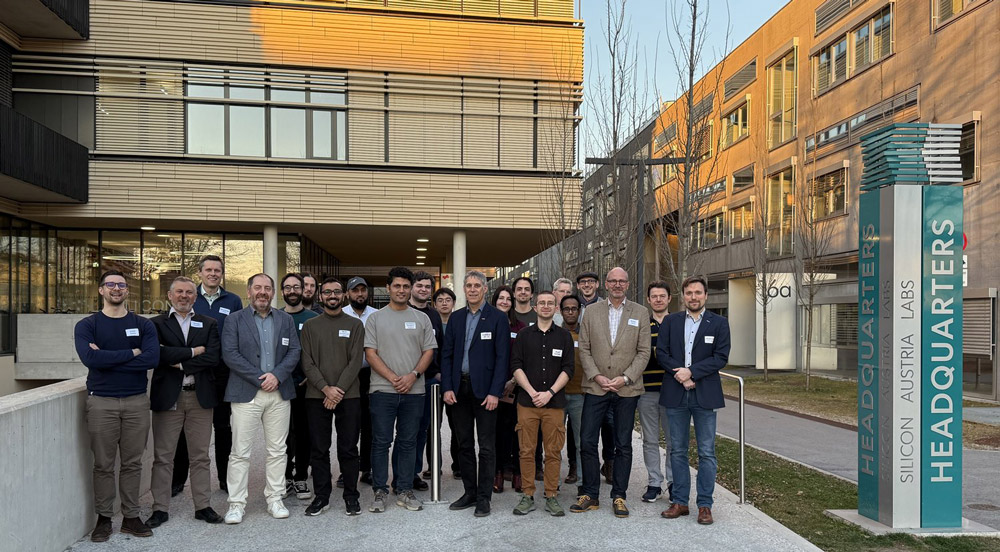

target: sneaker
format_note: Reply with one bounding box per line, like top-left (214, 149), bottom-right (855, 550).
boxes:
top-left (268, 500), bottom-right (290, 519)
top-left (336, 474), bottom-right (345, 488)
top-left (397, 490), bottom-right (424, 511)
top-left (283, 478), bottom-right (294, 498)
top-left (359, 471), bottom-right (372, 485)
top-left (224, 504), bottom-right (244, 524)
top-left (412, 477), bottom-right (429, 491)
top-left (304, 498), bottom-right (330, 516)
top-left (612, 497), bottom-right (629, 518)
top-left (641, 486), bottom-right (662, 503)
top-left (120, 516), bottom-right (153, 538)
top-left (513, 495), bottom-right (536, 515)
top-left (545, 496), bottom-right (565, 517)
top-left (294, 480), bottom-right (312, 500)
top-left (90, 515), bottom-right (112, 542)
top-left (345, 499), bottom-right (361, 516)
top-left (369, 490), bottom-right (387, 513)
top-left (569, 495), bottom-right (599, 513)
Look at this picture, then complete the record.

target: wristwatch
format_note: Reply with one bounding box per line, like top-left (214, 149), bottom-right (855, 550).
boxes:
top-left (623, 375), bottom-right (632, 386)
top-left (411, 370), bottom-right (421, 378)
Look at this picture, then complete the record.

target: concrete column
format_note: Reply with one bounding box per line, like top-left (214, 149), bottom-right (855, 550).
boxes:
top-left (453, 230), bottom-right (466, 308)
top-left (263, 224), bottom-right (278, 306)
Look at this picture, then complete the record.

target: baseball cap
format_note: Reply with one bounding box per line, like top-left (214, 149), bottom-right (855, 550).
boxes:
top-left (346, 276), bottom-right (368, 290)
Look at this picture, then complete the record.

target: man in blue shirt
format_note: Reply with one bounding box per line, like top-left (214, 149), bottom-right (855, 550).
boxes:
top-left (74, 270), bottom-right (159, 542)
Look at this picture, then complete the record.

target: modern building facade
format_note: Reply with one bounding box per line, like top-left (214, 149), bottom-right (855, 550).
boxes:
top-left (0, 0), bottom-right (583, 393)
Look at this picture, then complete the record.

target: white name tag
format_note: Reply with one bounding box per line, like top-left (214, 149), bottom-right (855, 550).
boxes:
top-left (529, 322), bottom-right (535, 326)
top-left (481, 332), bottom-right (492, 340)
top-left (191, 321), bottom-right (203, 328)
top-left (219, 307), bottom-right (231, 315)
top-left (298, 323), bottom-right (303, 330)
top-left (510, 332), bottom-right (518, 339)
top-left (281, 337), bottom-right (290, 346)
top-left (552, 348), bottom-right (563, 357)
top-left (574, 340), bottom-right (579, 348)
top-left (433, 329), bottom-right (436, 336)
top-left (404, 322), bottom-right (417, 330)
top-left (125, 328), bottom-right (140, 337)
top-left (627, 318), bottom-right (640, 327)
top-left (705, 335), bottom-right (715, 344)
top-left (339, 329), bottom-right (351, 338)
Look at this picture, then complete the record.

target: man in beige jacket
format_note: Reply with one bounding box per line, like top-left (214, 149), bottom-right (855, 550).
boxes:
top-left (570, 267), bottom-right (651, 518)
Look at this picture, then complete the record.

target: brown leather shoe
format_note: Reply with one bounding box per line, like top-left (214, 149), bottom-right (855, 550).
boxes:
top-left (564, 472), bottom-right (578, 484)
top-left (512, 474), bottom-right (523, 493)
top-left (120, 516), bottom-right (153, 537)
top-left (698, 507), bottom-right (714, 525)
top-left (493, 472), bottom-right (504, 493)
top-left (91, 515), bottom-right (112, 542)
top-left (661, 503), bottom-right (690, 519)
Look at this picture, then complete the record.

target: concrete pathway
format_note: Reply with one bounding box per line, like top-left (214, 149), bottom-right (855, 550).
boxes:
top-left (69, 420), bottom-right (817, 552)
top-left (716, 399), bottom-right (1000, 530)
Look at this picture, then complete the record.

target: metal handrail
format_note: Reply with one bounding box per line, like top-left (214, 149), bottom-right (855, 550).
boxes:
top-left (719, 371), bottom-right (746, 504)
top-left (426, 383), bottom-right (449, 505)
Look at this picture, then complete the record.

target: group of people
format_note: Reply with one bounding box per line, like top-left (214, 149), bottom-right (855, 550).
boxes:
top-left (75, 256), bottom-right (730, 543)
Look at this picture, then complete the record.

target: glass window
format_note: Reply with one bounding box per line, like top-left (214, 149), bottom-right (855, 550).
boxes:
top-left (768, 50), bottom-right (797, 147)
top-left (55, 230), bottom-right (100, 313)
top-left (141, 232), bottom-right (182, 314)
top-left (271, 108), bottom-right (307, 158)
top-left (187, 103), bottom-right (225, 155)
top-left (230, 106), bottom-right (265, 157)
top-left (693, 213), bottom-right (724, 250)
top-left (272, 89), bottom-right (306, 103)
top-left (732, 165), bottom-right (754, 193)
top-left (11, 220), bottom-right (29, 317)
top-left (30, 225), bottom-right (48, 313)
top-left (311, 91), bottom-right (346, 105)
top-left (871, 7), bottom-right (892, 62)
top-left (182, 233), bottom-right (224, 280)
top-left (101, 232), bottom-right (141, 311)
top-left (723, 101), bottom-right (749, 148)
top-left (224, 234), bottom-right (264, 293)
top-left (960, 121), bottom-right (977, 181)
top-left (853, 22), bottom-right (871, 71)
top-left (0, 217), bottom-right (10, 352)
top-left (730, 203), bottom-right (753, 241)
top-left (812, 168), bottom-right (847, 219)
top-left (230, 86), bottom-right (265, 101)
top-left (766, 168), bottom-right (794, 257)
top-left (188, 84), bottom-right (224, 98)
top-left (313, 111), bottom-right (332, 158)
top-left (336, 111), bottom-right (347, 161)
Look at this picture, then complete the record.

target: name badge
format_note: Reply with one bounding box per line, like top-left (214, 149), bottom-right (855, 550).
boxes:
top-left (433, 329), bottom-right (436, 336)
top-left (125, 328), bottom-right (140, 337)
top-left (480, 332), bottom-right (492, 340)
top-left (552, 348), bottom-right (563, 357)
top-left (574, 340), bottom-right (579, 348)
top-left (281, 337), bottom-right (290, 346)
top-left (627, 318), bottom-right (640, 327)
top-left (705, 336), bottom-right (715, 344)
top-left (404, 322), bottom-right (417, 330)
top-left (218, 307), bottom-right (231, 315)
top-left (339, 329), bottom-right (351, 338)
top-left (510, 332), bottom-right (518, 339)
top-left (191, 321), bottom-right (203, 328)
top-left (298, 323), bottom-right (303, 330)
top-left (529, 322), bottom-right (535, 326)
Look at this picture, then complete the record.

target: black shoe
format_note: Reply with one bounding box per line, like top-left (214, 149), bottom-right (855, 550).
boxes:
top-left (120, 516), bottom-right (153, 538)
top-left (305, 498), bottom-right (330, 516)
top-left (452, 470), bottom-right (462, 480)
top-left (91, 515), bottom-right (112, 542)
top-left (641, 486), bottom-right (662, 503)
top-left (569, 495), bottom-right (599, 513)
top-left (534, 469), bottom-right (543, 482)
top-left (145, 510), bottom-right (169, 528)
top-left (359, 471), bottom-right (372, 485)
top-left (413, 477), bottom-right (429, 491)
top-left (474, 501), bottom-right (491, 517)
top-left (195, 507), bottom-right (223, 524)
top-left (219, 480), bottom-right (228, 493)
top-left (336, 474), bottom-right (345, 488)
top-left (449, 494), bottom-right (477, 511)
top-left (345, 499), bottom-right (361, 516)
top-left (421, 469), bottom-right (433, 480)
top-left (171, 484), bottom-right (184, 497)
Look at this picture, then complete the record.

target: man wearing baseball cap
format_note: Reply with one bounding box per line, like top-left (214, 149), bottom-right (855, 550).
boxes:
top-left (343, 276), bottom-right (378, 486)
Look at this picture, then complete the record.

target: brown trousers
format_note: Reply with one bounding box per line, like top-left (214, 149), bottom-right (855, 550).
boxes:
top-left (85, 393), bottom-right (150, 518)
top-left (516, 404), bottom-right (566, 498)
top-left (151, 390), bottom-right (214, 511)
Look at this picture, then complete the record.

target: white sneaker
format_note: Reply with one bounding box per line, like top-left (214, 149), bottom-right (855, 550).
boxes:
top-left (224, 505), bottom-right (244, 524)
top-left (268, 499), bottom-right (290, 519)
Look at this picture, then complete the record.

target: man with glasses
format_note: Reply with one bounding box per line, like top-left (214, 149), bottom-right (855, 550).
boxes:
top-left (575, 272), bottom-right (602, 309)
top-left (281, 273), bottom-right (319, 501)
top-left (74, 270), bottom-right (159, 541)
top-left (571, 267), bottom-right (650, 518)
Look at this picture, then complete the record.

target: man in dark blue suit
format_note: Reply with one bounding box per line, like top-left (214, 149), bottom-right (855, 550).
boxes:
top-left (441, 270), bottom-right (511, 517)
top-left (657, 276), bottom-right (730, 526)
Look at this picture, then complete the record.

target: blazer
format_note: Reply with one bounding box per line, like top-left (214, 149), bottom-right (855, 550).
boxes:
top-left (221, 305), bottom-right (301, 403)
top-left (578, 299), bottom-right (651, 397)
top-left (150, 312), bottom-right (221, 411)
top-left (656, 310), bottom-right (731, 410)
top-left (441, 302), bottom-right (511, 400)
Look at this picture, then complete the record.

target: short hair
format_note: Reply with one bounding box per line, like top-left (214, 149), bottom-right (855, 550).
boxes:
top-left (647, 281), bottom-right (671, 297)
top-left (169, 276), bottom-right (197, 291)
top-left (681, 275), bottom-right (708, 293)
top-left (413, 271), bottom-right (435, 287)
top-left (512, 276), bottom-right (534, 293)
top-left (99, 269), bottom-right (126, 285)
top-left (560, 294), bottom-right (581, 309)
top-left (320, 276), bottom-right (343, 290)
top-left (300, 272), bottom-right (316, 284)
top-left (280, 273), bottom-right (304, 288)
top-left (198, 255), bottom-right (224, 271)
top-left (388, 266), bottom-right (415, 284)
top-left (465, 270), bottom-right (488, 287)
top-left (535, 290), bottom-right (556, 302)
top-left (433, 288), bottom-right (456, 302)
top-left (247, 273), bottom-right (275, 289)
top-left (552, 277), bottom-right (573, 289)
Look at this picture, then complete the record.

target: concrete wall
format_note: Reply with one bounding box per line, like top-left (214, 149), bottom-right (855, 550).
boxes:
top-left (728, 278), bottom-right (757, 366)
top-left (0, 354), bottom-right (58, 397)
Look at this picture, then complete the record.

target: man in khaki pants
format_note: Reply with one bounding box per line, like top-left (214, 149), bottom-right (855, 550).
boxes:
top-left (146, 276), bottom-right (224, 528)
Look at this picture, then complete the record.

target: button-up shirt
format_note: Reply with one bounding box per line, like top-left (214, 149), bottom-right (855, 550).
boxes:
top-left (200, 285), bottom-right (221, 307)
top-left (344, 304), bottom-right (378, 367)
top-left (169, 307), bottom-right (197, 386)
top-left (461, 304), bottom-right (484, 374)
top-left (510, 323), bottom-right (575, 408)
top-left (608, 298), bottom-right (626, 347)
top-left (684, 308), bottom-right (705, 369)
top-left (254, 309), bottom-right (276, 373)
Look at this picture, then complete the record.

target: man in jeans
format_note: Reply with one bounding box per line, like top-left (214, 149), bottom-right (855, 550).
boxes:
top-left (74, 270), bottom-right (159, 541)
top-left (510, 291), bottom-right (575, 517)
top-left (658, 276), bottom-right (730, 525)
top-left (364, 267), bottom-right (436, 513)
top-left (639, 281), bottom-right (672, 503)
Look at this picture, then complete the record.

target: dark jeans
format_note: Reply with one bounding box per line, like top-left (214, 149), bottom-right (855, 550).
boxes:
top-left (495, 400), bottom-right (519, 475)
top-left (666, 389), bottom-right (718, 508)
top-left (285, 384), bottom-right (311, 481)
top-left (452, 377), bottom-right (498, 502)
top-left (307, 397), bottom-right (361, 503)
top-left (580, 392), bottom-right (639, 500)
top-left (359, 368), bottom-right (372, 473)
top-left (173, 382), bottom-right (232, 489)
top-left (601, 410), bottom-right (615, 464)
top-left (369, 391), bottom-right (423, 494)
top-left (393, 377), bottom-right (436, 484)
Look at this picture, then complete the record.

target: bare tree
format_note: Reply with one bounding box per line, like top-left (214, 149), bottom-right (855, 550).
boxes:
top-left (746, 130), bottom-right (781, 382)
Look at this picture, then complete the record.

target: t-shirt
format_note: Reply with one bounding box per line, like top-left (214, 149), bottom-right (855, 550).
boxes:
top-left (363, 306), bottom-right (437, 395)
top-left (513, 308), bottom-right (537, 327)
top-left (285, 308), bottom-right (319, 383)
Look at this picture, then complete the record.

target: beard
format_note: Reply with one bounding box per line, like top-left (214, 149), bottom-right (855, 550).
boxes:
top-left (350, 297), bottom-right (368, 311)
top-left (301, 294), bottom-right (315, 306)
top-left (323, 297), bottom-right (342, 311)
top-left (283, 292), bottom-right (302, 307)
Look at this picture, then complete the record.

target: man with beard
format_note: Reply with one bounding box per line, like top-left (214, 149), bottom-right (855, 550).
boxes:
top-left (281, 273), bottom-right (318, 501)
top-left (343, 276), bottom-right (378, 486)
top-left (575, 271), bottom-right (602, 309)
top-left (222, 274), bottom-right (301, 524)
top-left (511, 276), bottom-right (537, 327)
top-left (300, 277), bottom-right (365, 516)
top-left (74, 270), bottom-right (159, 541)
top-left (301, 273), bottom-right (324, 314)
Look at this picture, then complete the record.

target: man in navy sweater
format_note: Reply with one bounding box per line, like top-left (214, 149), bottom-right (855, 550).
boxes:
top-left (74, 270), bottom-right (159, 542)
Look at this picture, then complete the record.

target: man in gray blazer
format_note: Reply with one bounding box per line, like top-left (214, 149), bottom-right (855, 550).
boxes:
top-left (570, 267), bottom-right (651, 518)
top-left (221, 273), bottom-right (301, 525)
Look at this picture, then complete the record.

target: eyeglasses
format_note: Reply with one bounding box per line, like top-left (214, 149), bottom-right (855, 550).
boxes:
top-left (320, 289), bottom-right (344, 296)
top-left (578, 279), bottom-right (597, 284)
top-left (606, 279), bottom-right (628, 286)
top-left (282, 285), bottom-right (302, 292)
top-left (102, 282), bottom-right (129, 290)
top-left (561, 306), bottom-right (580, 312)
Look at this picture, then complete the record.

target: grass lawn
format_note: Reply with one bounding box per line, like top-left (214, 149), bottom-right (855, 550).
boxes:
top-left (720, 373), bottom-right (1000, 450)
top-left (698, 438), bottom-right (1000, 552)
